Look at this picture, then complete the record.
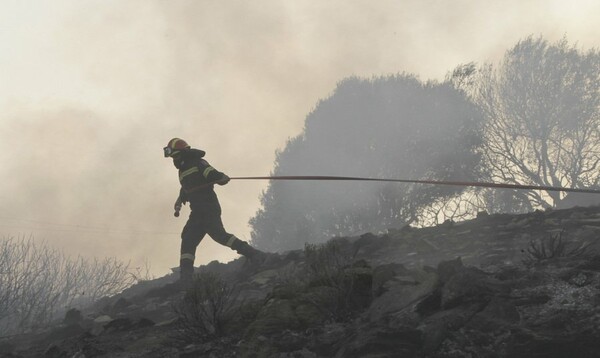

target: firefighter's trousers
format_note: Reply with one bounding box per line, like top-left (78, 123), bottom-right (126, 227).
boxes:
top-left (179, 207), bottom-right (259, 281)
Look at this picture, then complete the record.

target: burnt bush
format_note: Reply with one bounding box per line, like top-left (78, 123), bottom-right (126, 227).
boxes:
top-left (523, 231), bottom-right (593, 266)
top-left (301, 241), bottom-right (370, 321)
top-left (173, 271), bottom-right (240, 342)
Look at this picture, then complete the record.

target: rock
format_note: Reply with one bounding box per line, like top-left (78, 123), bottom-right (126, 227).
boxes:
top-left (44, 344), bottom-right (65, 358)
top-left (338, 322), bottom-right (422, 358)
top-left (63, 308), bottom-right (83, 326)
top-left (45, 323), bottom-right (87, 342)
top-left (578, 255), bottom-right (600, 271)
top-left (103, 318), bottom-right (133, 333)
top-left (88, 315), bottom-right (112, 336)
top-left (250, 269), bottom-right (280, 285)
top-left (353, 233), bottom-right (391, 256)
top-left (441, 267), bottom-right (509, 309)
top-left (415, 288), bottom-right (442, 317)
top-left (294, 303), bottom-right (324, 327)
top-left (247, 299), bottom-right (301, 336)
top-left (344, 261), bottom-right (373, 309)
top-left (298, 286), bottom-right (340, 322)
top-left (261, 252), bottom-right (285, 268)
top-left (134, 318), bottom-right (156, 329)
top-left (156, 317), bottom-right (178, 326)
top-left (468, 297), bottom-right (520, 333)
top-left (437, 257), bottom-right (465, 284)
top-left (271, 348), bottom-right (317, 358)
top-left (179, 342), bottom-right (214, 358)
top-left (271, 329), bottom-right (308, 352)
top-left (507, 325), bottom-right (600, 358)
top-left (139, 302), bottom-right (156, 313)
top-left (308, 323), bottom-right (347, 356)
top-left (419, 303), bottom-right (483, 354)
top-left (93, 315), bottom-right (112, 324)
top-left (566, 271), bottom-right (591, 287)
top-left (0, 341), bottom-right (16, 356)
top-left (111, 297), bottom-right (131, 312)
top-left (368, 267), bottom-right (438, 322)
top-left (512, 294), bottom-right (552, 306)
top-left (371, 263), bottom-right (409, 297)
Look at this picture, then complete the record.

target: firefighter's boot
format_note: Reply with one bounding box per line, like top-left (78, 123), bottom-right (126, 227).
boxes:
top-left (232, 240), bottom-right (267, 265)
top-left (179, 256), bottom-right (195, 288)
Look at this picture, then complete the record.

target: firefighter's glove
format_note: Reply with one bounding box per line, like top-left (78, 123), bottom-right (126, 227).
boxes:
top-left (174, 198), bottom-right (183, 217)
top-left (217, 174), bottom-right (230, 186)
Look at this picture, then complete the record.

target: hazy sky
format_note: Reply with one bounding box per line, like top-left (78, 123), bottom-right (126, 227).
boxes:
top-left (1, 0), bottom-right (599, 275)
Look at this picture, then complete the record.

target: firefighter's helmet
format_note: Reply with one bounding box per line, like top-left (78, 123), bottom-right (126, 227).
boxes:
top-left (164, 138), bottom-right (191, 157)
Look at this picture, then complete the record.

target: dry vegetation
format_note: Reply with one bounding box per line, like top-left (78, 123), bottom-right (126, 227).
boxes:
top-left (523, 230), bottom-right (594, 266)
top-left (172, 271), bottom-right (241, 342)
top-left (0, 236), bottom-right (136, 335)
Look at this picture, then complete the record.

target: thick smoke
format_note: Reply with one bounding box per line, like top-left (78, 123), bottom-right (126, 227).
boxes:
top-left (250, 75), bottom-right (485, 251)
top-left (1, 0), bottom-right (598, 274)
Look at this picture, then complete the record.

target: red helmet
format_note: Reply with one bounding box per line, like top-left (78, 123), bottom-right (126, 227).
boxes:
top-left (164, 138), bottom-right (190, 157)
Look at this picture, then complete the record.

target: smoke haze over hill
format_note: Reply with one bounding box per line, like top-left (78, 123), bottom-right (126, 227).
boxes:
top-left (0, 0), bottom-right (599, 274)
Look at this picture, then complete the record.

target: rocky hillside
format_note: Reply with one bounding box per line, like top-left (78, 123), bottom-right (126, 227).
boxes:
top-left (2, 206), bottom-right (600, 358)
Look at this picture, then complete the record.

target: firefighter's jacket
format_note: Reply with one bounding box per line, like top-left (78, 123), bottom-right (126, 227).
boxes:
top-left (176, 149), bottom-right (226, 212)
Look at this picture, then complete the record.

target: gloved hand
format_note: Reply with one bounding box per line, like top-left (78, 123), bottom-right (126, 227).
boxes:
top-left (217, 174), bottom-right (230, 186)
top-left (174, 198), bottom-right (183, 217)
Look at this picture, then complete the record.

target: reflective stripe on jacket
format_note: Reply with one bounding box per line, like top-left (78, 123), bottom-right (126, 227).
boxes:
top-left (177, 150), bottom-right (226, 208)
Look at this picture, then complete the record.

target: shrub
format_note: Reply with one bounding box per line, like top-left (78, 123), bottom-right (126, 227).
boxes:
top-left (523, 231), bottom-right (592, 266)
top-left (173, 271), bottom-right (240, 342)
top-left (301, 240), bottom-right (367, 321)
top-left (304, 240), bottom-right (354, 287)
top-left (0, 235), bottom-right (135, 335)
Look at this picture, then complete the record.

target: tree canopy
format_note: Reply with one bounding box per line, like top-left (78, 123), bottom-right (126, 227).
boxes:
top-left (473, 36), bottom-right (600, 209)
top-left (250, 74), bottom-right (484, 251)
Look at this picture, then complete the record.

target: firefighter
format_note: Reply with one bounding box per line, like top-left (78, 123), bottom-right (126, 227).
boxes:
top-left (164, 138), bottom-right (266, 283)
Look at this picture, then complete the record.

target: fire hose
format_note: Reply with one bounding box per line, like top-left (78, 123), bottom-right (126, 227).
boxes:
top-left (174, 175), bottom-right (600, 217)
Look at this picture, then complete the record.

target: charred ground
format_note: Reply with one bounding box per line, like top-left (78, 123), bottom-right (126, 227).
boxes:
top-left (3, 205), bottom-right (600, 358)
